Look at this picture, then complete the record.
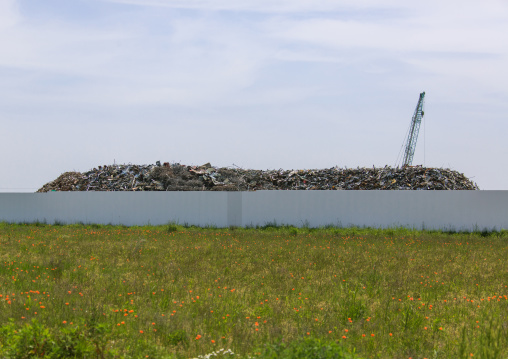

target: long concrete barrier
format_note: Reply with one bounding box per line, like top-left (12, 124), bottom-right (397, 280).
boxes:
top-left (0, 191), bottom-right (506, 231)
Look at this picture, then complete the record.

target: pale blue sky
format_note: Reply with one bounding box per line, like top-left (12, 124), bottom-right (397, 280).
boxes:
top-left (1, 0), bottom-right (507, 191)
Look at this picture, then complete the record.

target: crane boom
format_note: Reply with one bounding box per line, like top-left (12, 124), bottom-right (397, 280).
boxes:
top-left (401, 91), bottom-right (425, 167)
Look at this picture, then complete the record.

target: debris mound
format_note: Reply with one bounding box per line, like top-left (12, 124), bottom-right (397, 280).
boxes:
top-left (38, 163), bottom-right (479, 192)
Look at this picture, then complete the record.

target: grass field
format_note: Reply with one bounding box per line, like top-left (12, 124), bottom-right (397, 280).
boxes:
top-left (0, 223), bottom-right (507, 358)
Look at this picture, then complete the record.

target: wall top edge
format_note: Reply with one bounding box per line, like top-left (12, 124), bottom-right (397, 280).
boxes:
top-left (1, 190), bottom-right (505, 194)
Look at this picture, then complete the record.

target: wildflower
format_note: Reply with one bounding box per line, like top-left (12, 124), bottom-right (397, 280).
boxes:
top-left (195, 334), bottom-right (202, 340)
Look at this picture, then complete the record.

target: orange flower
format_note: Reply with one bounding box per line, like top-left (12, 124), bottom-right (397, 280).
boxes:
top-left (195, 334), bottom-right (202, 340)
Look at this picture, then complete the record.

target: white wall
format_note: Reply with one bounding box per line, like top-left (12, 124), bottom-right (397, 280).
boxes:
top-left (241, 191), bottom-right (508, 230)
top-left (0, 191), bottom-right (507, 231)
top-left (0, 192), bottom-right (230, 227)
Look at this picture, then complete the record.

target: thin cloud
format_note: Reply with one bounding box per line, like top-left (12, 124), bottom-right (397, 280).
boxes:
top-left (98, 0), bottom-right (409, 12)
top-left (268, 9), bottom-right (507, 54)
top-left (0, 0), bottom-right (19, 29)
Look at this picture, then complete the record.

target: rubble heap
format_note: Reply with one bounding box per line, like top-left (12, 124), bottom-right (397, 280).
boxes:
top-left (37, 163), bottom-right (479, 192)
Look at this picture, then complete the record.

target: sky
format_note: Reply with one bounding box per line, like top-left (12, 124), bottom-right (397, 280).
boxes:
top-left (1, 0), bottom-right (507, 191)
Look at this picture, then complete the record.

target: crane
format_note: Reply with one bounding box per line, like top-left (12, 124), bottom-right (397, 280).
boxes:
top-left (400, 91), bottom-right (425, 167)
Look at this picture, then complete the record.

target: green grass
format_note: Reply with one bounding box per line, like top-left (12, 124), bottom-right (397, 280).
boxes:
top-left (0, 222), bottom-right (507, 358)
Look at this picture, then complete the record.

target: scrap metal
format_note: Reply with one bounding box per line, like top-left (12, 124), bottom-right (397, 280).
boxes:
top-left (37, 163), bottom-right (479, 192)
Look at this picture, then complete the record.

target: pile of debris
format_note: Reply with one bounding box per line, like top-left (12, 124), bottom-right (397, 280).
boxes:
top-left (37, 162), bottom-right (479, 192)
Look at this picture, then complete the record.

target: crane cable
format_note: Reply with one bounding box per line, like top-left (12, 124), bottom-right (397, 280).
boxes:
top-left (395, 117), bottom-right (413, 168)
top-left (423, 101), bottom-right (426, 167)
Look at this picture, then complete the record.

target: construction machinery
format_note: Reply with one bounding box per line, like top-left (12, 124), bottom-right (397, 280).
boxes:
top-left (400, 91), bottom-right (425, 167)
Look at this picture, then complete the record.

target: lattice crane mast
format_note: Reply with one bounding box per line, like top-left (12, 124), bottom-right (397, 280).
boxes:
top-left (401, 91), bottom-right (425, 167)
